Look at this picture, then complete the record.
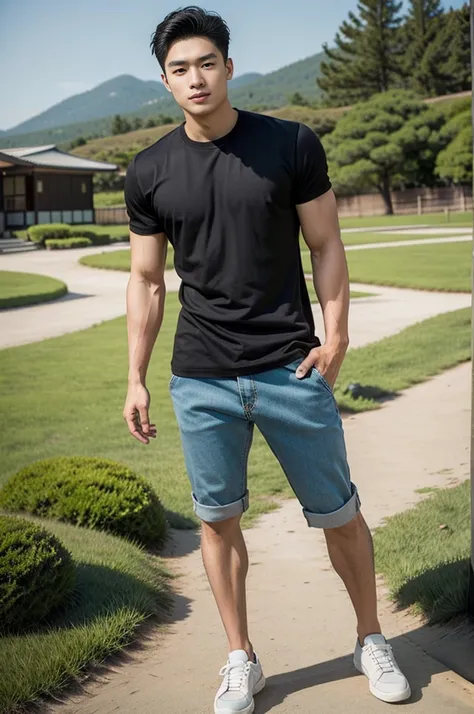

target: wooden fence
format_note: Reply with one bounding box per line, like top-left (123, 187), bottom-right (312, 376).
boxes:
top-left (95, 185), bottom-right (472, 225)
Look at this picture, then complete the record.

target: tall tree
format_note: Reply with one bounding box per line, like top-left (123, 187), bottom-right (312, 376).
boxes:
top-left (420, 5), bottom-right (471, 95)
top-left (318, 0), bottom-right (405, 106)
top-left (324, 90), bottom-right (445, 214)
top-left (436, 109), bottom-right (472, 185)
top-left (401, 0), bottom-right (444, 95)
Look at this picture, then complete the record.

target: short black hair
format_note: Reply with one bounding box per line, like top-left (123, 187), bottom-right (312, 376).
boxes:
top-left (151, 6), bottom-right (230, 72)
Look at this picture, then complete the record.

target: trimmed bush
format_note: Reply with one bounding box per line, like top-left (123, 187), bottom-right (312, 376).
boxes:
top-left (0, 457), bottom-right (168, 548)
top-left (28, 224), bottom-right (71, 244)
top-left (0, 515), bottom-right (75, 633)
top-left (70, 230), bottom-right (111, 246)
top-left (45, 237), bottom-right (93, 250)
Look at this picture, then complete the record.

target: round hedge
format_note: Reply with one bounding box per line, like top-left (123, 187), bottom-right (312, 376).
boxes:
top-left (0, 457), bottom-right (167, 549)
top-left (0, 515), bottom-right (75, 632)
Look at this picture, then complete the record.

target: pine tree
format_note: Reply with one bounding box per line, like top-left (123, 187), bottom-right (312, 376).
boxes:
top-left (402, 0), bottom-right (444, 95)
top-left (317, 0), bottom-right (405, 106)
top-left (420, 5), bottom-right (471, 96)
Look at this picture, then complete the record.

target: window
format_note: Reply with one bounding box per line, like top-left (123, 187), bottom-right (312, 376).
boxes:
top-left (4, 175), bottom-right (26, 211)
top-left (81, 182), bottom-right (87, 194)
top-left (37, 180), bottom-right (43, 193)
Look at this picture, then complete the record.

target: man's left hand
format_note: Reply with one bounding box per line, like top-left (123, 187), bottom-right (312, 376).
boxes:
top-left (296, 344), bottom-right (346, 388)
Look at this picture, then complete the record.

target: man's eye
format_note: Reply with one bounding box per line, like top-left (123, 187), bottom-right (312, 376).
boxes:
top-left (174, 69), bottom-right (185, 75)
top-left (203, 63), bottom-right (214, 68)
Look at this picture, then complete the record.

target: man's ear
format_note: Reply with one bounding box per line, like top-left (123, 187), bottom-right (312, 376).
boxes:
top-left (161, 73), bottom-right (172, 93)
top-left (226, 58), bottom-right (234, 81)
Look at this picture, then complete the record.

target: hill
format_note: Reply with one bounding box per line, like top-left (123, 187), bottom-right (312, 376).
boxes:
top-left (0, 54), bottom-right (325, 149)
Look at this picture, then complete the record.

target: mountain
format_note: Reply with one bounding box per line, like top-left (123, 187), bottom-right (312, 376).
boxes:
top-left (0, 54), bottom-right (325, 149)
top-left (4, 72), bottom-right (264, 137)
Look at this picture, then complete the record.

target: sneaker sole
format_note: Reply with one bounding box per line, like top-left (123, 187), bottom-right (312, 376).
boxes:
top-left (354, 658), bottom-right (411, 703)
top-left (214, 675), bottom-right (266, 714)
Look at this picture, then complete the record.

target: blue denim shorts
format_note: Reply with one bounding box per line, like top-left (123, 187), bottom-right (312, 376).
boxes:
top-left (169, 358), bottom-right (360, 528)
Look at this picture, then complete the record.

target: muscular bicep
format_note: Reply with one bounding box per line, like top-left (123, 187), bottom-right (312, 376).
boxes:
top-left (129, 231), bottom-right (168, 285)
top-left (297, 188), bottom-right (341, 254)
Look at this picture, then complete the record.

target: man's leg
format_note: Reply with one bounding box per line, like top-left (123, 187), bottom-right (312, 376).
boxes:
top-left (201, 514), bottom-right (254, 660)
top-left (323, 511), bottom-right (381, 644)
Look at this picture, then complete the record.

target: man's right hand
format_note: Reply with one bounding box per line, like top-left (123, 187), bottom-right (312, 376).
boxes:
top-left (123, 383), bottom-right (157, 444)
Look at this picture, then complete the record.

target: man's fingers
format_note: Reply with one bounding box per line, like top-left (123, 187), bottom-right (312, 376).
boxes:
top-left (138, 407), bottom-right (151, 433)
top-left (296, 361), bottom-right (313, 379)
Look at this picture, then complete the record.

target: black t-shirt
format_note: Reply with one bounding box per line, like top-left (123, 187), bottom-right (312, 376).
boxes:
top-left (124, 109), bottom-right (331, 378)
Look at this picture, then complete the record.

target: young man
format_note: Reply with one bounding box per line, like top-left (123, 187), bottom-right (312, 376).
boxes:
top-left (123, 7), bottom-right (411, 713)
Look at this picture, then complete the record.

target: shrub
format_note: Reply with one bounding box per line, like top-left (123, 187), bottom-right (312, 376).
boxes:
top-left (45, 238), bottom-right (93, 250)
top-left (70, 231), bottom-right (111, 246)
top-left (0, 515), bottom-right (75, 633)
top-left (0, 457), bottom-right (168, 549)
top-left (28, 224), bottom-right (71, 244)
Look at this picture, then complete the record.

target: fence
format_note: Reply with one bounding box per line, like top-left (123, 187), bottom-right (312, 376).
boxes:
top-left (337, 185), bottom-right (472, 218)
top-left (95, 185), bottom-right (472, 225)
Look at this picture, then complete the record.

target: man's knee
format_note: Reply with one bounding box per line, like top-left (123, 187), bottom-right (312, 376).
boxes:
top-left (324, 510), bottom-right (367, 541)
top-left (201, 513), bottom-right (242, 539)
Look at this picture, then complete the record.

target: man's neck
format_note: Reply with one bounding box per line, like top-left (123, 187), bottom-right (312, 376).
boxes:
top-left (183, 101), bottom-right (238, 143)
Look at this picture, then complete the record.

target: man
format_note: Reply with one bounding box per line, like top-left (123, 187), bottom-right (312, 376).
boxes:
top-left (123, 7), bottom-right (411, 713)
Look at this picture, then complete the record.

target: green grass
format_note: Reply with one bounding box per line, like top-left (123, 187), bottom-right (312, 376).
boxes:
top-left (302, 241), bottom-right (471, 292)
top-left (373, 481), bottom-right (470, 623)
top-left (339, 211), bottom-right (472, 230)
top-left (0, 271), bottom-right (67, 309)
top-left (0, 514), bottom-right (172, 714)
top-left (79, 247), bottom-right (175, 272)
top-left (341, 230), bottom-right (470, 247)
top-left (0, 290), bottom-right (470, 527)
top-left (334, 307), bottom-right (471, 412)
top-left (94, 192), bottom-right (126, 208)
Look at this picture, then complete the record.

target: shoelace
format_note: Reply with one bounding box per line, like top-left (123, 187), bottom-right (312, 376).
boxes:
top-left (367, 643), bottom-right (396, 674)
top-left (219, 661), bottom-right (251, 692)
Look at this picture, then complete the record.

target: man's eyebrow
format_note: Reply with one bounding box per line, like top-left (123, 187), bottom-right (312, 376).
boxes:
top-left (167, 52), bottom-right (218, 68)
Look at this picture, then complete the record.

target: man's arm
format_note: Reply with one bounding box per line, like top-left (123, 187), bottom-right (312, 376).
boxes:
top-left (123, 230), bottom-right (168, 443)
top-left (296, 188), bottom-right (350, 385)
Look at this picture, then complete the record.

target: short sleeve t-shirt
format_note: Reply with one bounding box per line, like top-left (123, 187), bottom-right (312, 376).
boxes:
top-left (124, 109), bottom-right (331, 378)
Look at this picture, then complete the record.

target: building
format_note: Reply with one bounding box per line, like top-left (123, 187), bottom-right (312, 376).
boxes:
top-left (0, 145), bottom-right (117, 234)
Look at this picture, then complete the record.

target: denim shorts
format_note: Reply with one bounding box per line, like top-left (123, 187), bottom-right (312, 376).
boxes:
top-left (169, 358), bottom-right (360, 529)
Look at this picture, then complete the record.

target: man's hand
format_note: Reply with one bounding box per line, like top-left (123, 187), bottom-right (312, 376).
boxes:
top-left (296, 343), bottom-right (348, 388)
top-left (123, 383), bottom-right (157, 444)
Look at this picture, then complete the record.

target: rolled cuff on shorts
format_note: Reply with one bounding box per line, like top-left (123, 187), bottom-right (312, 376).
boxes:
top-left (303, 482), bottom-right (361, 529)
top-left (192, 490), bottom-right (250, 523)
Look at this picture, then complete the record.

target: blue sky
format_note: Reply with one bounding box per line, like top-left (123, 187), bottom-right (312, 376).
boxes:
top-left (0, 0), bottom-right (466, 130)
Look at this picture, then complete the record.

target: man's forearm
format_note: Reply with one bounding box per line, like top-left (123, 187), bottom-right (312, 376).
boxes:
top-left (311, 237), bottom-right (350, 351)
top-left (126, 274), bottom-right (166, 384)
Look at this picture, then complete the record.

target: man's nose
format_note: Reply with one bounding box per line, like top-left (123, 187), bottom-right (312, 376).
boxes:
top-left (189, 69), bottom-right (205, 88)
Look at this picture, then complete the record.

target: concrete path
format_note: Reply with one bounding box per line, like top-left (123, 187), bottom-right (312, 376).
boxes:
top-left (49, 364), bottom-right (474, 714)
top-left (0, 236), bottom-right (471, 350)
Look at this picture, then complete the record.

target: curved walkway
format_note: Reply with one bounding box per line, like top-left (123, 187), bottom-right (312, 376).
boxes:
top-left (0, 234), bottom-right (471, 350)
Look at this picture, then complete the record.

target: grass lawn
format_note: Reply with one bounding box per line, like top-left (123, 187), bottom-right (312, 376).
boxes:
top-left (80, 248), bottom-right (175, 272)
top-left (0, 290), bottom-right (470, 528)
top-left (373, 481), bottom-right (470, 623)
top-left (341, 230), bottom-right (470, 247)
top-left (0, 271), bottom-right (67, 309)
top-left (305, 280), bottom-right (372, 303)
top-left (302, 241), bottom-right (471, 293)
top-left (339, 211), bottom-right (472, 230)
top-left (94, 192), bottom-right (125, 208)
top-left (0, 514), bottom-right (171, 713)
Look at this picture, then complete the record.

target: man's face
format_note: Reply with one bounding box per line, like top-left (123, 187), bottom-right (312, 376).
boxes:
top-left (162, 36), bottom-right (233, 117)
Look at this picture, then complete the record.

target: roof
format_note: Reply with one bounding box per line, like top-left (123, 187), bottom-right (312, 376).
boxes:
top-left (0, 145), bottom-right (117, 172)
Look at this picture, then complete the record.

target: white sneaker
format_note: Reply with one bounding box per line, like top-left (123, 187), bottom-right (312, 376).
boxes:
top-left (354, 634), bottom-right (411, 703)
top-left (214, 649), bottom-right (266, 714)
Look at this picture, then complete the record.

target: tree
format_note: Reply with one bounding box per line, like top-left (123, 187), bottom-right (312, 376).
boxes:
top-left (401, 0), bottom-right (444, 95)
top-left (420, 5), bottom-right (471, 95)
top-left (318, 0), bottom-right (405, 106)
top-left (324, 90), bottom-right (445, 214)
top-left (436, 110), bottom-right (472, 184)
top-left (132, 117), bottom-right (144, 131)
top-left (289, 92), bottom-right (309, 107)
top-left (69, 136), bottom-right (87, 149)
top-left (111, 114), bottom-right (132, 135)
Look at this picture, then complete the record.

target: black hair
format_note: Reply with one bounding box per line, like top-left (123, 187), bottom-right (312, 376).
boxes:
top-left (151, 6), bottom-right (230, 73)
